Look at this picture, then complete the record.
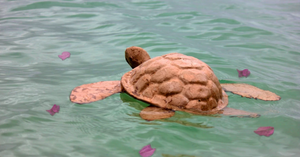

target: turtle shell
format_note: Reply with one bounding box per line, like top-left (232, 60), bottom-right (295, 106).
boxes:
top-left (121, 53), bottom-right (228, 115)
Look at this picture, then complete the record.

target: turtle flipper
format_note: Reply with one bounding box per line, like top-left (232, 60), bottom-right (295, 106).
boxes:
top-left (140, 106), bottom-right (175, 121)
top-left (221, 83), bottom-right (281, 101)
top-left (221, 107), bottom-right (260, 118)
top-left (70, 80), bottom-right (123, 104)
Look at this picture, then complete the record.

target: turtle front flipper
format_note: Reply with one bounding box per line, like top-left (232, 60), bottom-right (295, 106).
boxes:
top-left (70, 80), bottom-right (123, 104)
top-left (140, 106), bottom-right (175, 121)
top-left (221, 107), bottom-right (260, 118)
top-left (221, 83), bottom-right (281, 101)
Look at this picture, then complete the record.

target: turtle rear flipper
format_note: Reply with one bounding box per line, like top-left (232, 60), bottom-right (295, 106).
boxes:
top-left (140, 106), bottom-right (175, 121)
top-left (221, 107), bottom-right (260, 118)
top-left (70, 80), bottom-right (123, 104)
top-left (221, 83), bottom-right (281, 101)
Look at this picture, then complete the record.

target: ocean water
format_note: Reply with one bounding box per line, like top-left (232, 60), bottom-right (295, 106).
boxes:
top-left (1, 0), bottom-right (300, 157)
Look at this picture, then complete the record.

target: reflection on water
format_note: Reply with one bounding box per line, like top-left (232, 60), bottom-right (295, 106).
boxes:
top-left (120, 93), bottom-right (213, 128)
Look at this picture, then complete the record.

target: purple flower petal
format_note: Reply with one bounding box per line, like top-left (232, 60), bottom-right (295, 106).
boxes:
top-left (139, 144), bottom-right (156, 157)
top-left (58, 51), bottom-right (71, 60)
top-left (254, 126), bottom-right (274, 137)
top-left (51, 104), bottom-right (60, 113)
top-left (237, 69), bottom-right (250, 77)
top-left (46, 109), bottom-right (55, 116)
top-left (242, 69), bottom-right (250, 77)
top-left (237, 69), bottom-right (243, 77)
top-left (46, 104), bottom-right (60, 116)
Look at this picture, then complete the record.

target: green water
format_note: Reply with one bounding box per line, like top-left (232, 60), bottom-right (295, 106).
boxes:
top-left (1, 0), bottom-right (300, 156)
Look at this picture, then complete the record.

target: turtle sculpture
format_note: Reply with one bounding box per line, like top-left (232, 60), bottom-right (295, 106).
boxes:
top-left (70, 46), bottom-right (281, 120)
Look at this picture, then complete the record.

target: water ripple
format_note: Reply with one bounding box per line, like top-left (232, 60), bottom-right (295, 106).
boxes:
top-left (1, 0), bottom-right (300, 157)
top-left (11, 1), bottom-right (119, 11)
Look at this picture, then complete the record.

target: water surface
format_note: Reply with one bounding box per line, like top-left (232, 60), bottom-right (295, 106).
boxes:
top-left (1, 0), bottom-right (300, 157)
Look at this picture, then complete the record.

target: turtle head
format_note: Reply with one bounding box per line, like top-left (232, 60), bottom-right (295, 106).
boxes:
top-left (125, 46), bottom-right (151, 68)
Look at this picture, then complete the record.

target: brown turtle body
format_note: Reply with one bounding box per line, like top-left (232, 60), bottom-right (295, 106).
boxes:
top-left (121, 53), bottom-right (228, 115)
top-left (70, 46), bottom-right (281, 121)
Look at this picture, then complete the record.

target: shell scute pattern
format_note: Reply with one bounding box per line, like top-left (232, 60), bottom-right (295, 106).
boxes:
top-left (150, 65), bottom-right (177, 83)
top-left (179, 69), bottom-right (207, 84)
top-left (135, 74), bottom-right (151, 93)
top-left (144, 58), bottom-right (168, 74)
top-left (167, 94), bottom-right (189, 108)
top-left (159, 78), bottom-right (183, 95)
top-left (122, 53), bottom-right (225, 113)
top-left (184, 84), bottom-right (211, 99)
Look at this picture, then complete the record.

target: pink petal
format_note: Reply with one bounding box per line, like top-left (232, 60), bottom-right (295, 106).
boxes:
top-left (46, 109), bottom-right (55, 116)
top-left (58, 51), bottom-right (71, 60)
top-left (237, 69), bottom-right (243, 77)
top-left (237, 69), bottom-right (250, 77)
top-left (46, 104), bottom-right (60, 116)
top-left (52, 104), bottom-right (60, 113)
top-left (242, 69), bottom-right (250, 77)
top-left (254, 126), bottom-right (274, 137)
top-left (139, 144), bottom-right (156, 157)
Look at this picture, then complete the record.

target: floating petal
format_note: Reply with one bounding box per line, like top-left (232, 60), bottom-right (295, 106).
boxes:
top-left (58, 51), bottom-right (71, 60)
top-left (254, 126), bottom-right (274, 137)
top-left (237, 69), bottom-right (243, 77)
top-left (237, 69), bottom-right (250, 77)
top-left (46, 109), bottom-right (55, 116)
top-left (51, 104), bottom-right (60, 113)
top-left (46, 104), bottom-right (60, 116)
top-left (139, 144), bottom-right (156, 157)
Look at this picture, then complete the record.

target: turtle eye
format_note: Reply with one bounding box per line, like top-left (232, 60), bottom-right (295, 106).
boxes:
top-left (126, 57), bottom-right (136, 68)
